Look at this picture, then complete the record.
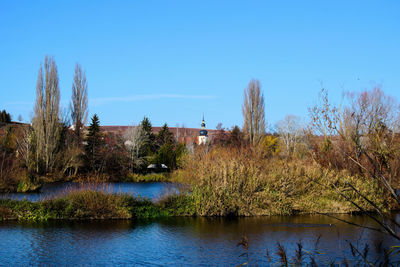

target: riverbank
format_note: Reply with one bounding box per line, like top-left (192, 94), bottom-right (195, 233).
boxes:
top-left (124, 173), bottom-right (170, 183)
top-left (0, 187), bottom-right (388, 221)
top-left (0, 190), bottom-right (172, 221)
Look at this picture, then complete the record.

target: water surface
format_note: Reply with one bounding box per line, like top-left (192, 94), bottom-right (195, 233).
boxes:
top-left (0, 182), bottom-right (177, 201)
top-left (0, 215), bottom-right (398, 266)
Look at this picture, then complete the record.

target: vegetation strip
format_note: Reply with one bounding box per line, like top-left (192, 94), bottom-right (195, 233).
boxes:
top-left (0, 191), bottom-right (173, 221)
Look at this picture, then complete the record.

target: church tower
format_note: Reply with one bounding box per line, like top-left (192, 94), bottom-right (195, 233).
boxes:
top-left (197, 115), bottom-right (208, 145)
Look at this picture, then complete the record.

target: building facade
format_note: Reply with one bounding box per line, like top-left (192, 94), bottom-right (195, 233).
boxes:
top-left (197, 117), bottom-right (208, 145)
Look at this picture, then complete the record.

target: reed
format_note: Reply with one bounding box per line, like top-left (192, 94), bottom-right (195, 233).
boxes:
top-left (170, 145), bottom-right (388, 216)
top-left (236, 235), bottom-right (399, 266)
top-left (0, 189), bottom-right (172, 221)
top-left (125, 173), bottom-right (170, 183)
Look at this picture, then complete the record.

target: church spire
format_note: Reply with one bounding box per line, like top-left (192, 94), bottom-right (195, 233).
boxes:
top-left (198, 114), bottom-right (208, 145)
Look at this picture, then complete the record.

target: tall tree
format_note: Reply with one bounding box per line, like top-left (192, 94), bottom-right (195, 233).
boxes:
top-left (124, 124), bottom-right (148, 171)
top-left (32, 56), bottom-right (61, 174)
top-left (85, 114), bottom-right (103, 173)
top-left (70, 63), bottom-right (88, 146)
top-left (156, 123), bottom-right (174, 148)
top-left (0, 110), bottom-right (11, 123)
top-left (242, 79), bottom-right (266, 145)
top-left (140, 116), bottom-right (155, 155)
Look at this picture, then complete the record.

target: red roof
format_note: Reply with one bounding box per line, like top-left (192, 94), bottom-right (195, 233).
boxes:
top-left (100, 125), bottom-right (218, 145)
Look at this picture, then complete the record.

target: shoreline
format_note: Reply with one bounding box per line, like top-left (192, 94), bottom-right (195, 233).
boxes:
top-left (0, 190), bottom-right (385, 222)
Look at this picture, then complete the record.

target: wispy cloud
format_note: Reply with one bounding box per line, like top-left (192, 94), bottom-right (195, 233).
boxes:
top-left (90, 94), bottom-right (216, 106)
top-left (2, 101), bottom-right (33, 106)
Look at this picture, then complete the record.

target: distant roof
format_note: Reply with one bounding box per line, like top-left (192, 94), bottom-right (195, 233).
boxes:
top-left (100, 125), bottom-right (218, 145)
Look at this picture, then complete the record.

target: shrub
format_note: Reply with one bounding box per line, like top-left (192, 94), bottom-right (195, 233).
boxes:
top-left (171, 145), bottom-right (389, 216)
top-left (125, 173), bottom-right (169, 182)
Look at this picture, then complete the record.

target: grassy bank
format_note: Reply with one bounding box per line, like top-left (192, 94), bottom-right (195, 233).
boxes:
top-left (124, 173), bottom-right (170, 183)
top-left (0, 190), bottom-right (173, 221)
top-left (69, 173), bottom-right (170, 183)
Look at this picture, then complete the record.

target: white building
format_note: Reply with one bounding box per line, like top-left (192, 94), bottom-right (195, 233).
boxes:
top-left (197, 116), bottom-right (208, 145)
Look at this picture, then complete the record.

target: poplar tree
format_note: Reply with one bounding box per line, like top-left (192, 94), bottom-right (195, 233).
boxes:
top-left (70, 63), bottom-right (88, 146)
top-left (242, 79), bottom-right (266, 145)
top-left (32, 56), bottom-right (61, 174)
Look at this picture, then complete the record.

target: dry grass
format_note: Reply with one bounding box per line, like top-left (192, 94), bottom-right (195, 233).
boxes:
top-left (0, 187), bottom-right (172, 221)
top-left (170, 145), bottom-right (389, 216)
top-left (59, 190), bottom-right (131, 219)
top-left (125, 173), bottom-right (169, 182)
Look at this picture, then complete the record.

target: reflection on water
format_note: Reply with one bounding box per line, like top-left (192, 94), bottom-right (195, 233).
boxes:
top-left (0, 182), bottom-right (178, 201)
top-left (1, 215), bottom-right (398, 266)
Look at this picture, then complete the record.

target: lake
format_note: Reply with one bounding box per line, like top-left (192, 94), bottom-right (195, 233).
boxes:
top-left (0, 182), bottom-right (178, 202)
top-left (0, 182), bottom-right (398, 265)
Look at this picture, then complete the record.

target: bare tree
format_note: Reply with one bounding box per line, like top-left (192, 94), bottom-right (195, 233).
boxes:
top-left (16, 125), bottom-right (32, 170)
top-left (309, 87), bottom-right (400, 241)
top-left (242, 79), bottom-right (266, 145)
top-left (70, 63), bottom-right (88, 145)
top-left (124, 124), bottom-right (148, 171)
top-left (32, 56), bottom-right (61, 174)
top-left (276, 114), bottom-right (303, 156)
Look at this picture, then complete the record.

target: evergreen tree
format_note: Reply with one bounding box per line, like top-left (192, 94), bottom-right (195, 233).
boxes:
top-left (155, 142), bottom-right (176, 170)
top-left (155, 123), bottom-right (174, 148)
top-left (141, 116), bottom-right (152, 134)
top-left (140, 116), bottom-right (156, 155)
top-left (154, 124), bottom-right (181, 170)
top-left (85, 114), bottom-right (103, 173)
top-left (0, 110), bottom-right (11, 123)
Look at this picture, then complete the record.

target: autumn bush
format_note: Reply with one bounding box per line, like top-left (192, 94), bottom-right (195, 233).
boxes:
top-left (0, 124), bottom-right (41, 192)
top-left (170, 144), bottom-right (390, 216)
top-left (125, 172), bottom-right (169, 182)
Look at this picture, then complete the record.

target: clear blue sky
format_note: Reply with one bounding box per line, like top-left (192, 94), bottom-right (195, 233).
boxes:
top-left (1, 1), bottom-right (399, 129)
